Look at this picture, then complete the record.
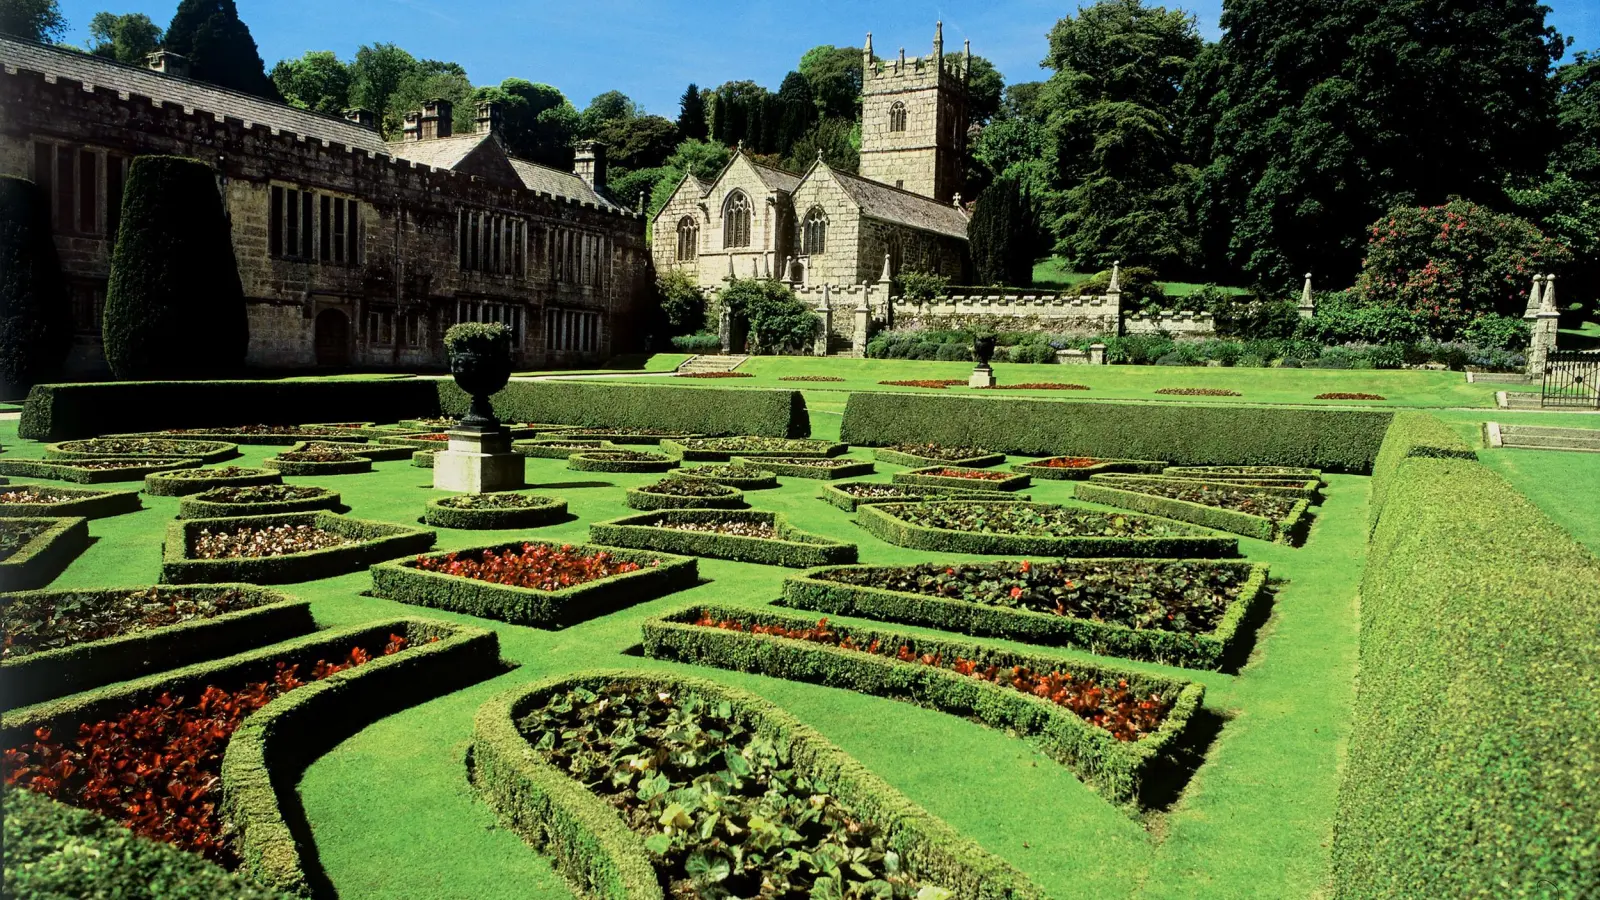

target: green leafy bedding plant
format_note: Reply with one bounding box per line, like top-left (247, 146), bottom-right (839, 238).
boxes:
top-left (1, 520), bottom-right (54, 562)
top-left (1075, 481), bottom-right (1311, 545)
top-left (671, 464), bottom-right (781, 490)
top-left (626, 478), bottom-right (746, 511)
top-left (819, 481), bottom-right (1025, 512)
top-left (178, 485), bottom-right (340, 519)
top-left (731, 456), bottom-right (876, 480)
top-left (874, 443), bottom-right (1006, 468)
top-left (0, 517), bottom-right (91, 592)
top-left (423, 492), bottom-right (569, 530)
top-left (857, 501), bottom-right (1238, 558)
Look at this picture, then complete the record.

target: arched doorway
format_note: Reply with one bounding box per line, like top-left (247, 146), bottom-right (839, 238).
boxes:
top-left (314, 309), bottom-right (350, 367)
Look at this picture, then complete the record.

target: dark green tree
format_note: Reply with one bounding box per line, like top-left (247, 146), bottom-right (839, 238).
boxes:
top-left (474, 78), bottom-right (577, 167)
top-left (964, 56), bottom-right (1005, 125)
top-left (783, 118), bottom-right (859, 174)
top-left (164, 0), bottom-right (278, 100)
top-left (798, 45), bottom-right (863, 119)
top-left (269, 51), bottom-right (351, 114)
top-left (595, 115), bottom-right (680, 173)
top-left (646, 139), bottom-right (732, 221)
top-left (0, 176), bottom-right (72, 397)
top-left (718, 278), bottom-right (819, 355)
top-left (388, 58), bottom-right (475, 133)
top-left (771, 71), bottom-right (818, 153)
top-left (350, 43), bottom-right (417, 137)
top-left (655, 268), bottom-right (707, 336)
top-left (102, 156), bottom-right (247, 379)
top-left (677, 83), bottom-right (709, 140)
top-left (88, 12), bottom-right (162, 63)
top-left (0, 0), bottom-right (65, 42)
top-left (968, 170), bottom-right (1040, 287)
top-left (578, 90), bottom-right (641, 138)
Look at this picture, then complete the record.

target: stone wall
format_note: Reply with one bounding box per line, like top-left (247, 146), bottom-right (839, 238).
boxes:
top-left (858, 46), bottom-right (966, 202)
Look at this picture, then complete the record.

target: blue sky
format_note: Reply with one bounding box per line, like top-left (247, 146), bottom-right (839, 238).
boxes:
top-left (56, 0), bottom-right (1600, 114)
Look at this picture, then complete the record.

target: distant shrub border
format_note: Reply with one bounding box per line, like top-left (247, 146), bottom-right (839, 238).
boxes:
top-left (781, 561), bottom-right (1269, 670)
top-left (177, 485), bottom-right (342, 519)
top-left (625, 481), bottom-right (746, 511)
top-left (47, 438), bottom-right (239, 464)
top-left (0, 585), bottom-right (313, 708)
top-left (566, 450), bottom-right (679, 473)
top-left (1076, 482), bottom-right (1311, 545)
top-left (874, 446), bottom-right (1007, 468)
top-left (590, 509), bottom-right (858, 568)
top-left (0, 484), bottom-right (141, 519)
top-left (642, 603), bottom-right (1206, 805)
top-left (894, 466), bottom-right (1031, 491)
top-left (160, 511), bottom-right (435, 585)
top-left (1013, 457), bottom-right (1168, 481)
top-left (263, 449), bottom-right (374, 476)
top-left (731, 456), bottom-right (875, 480)
top-left (670, 465), bottom-right (780, 490)
top-left (423, 493), bottom-right (569, 529)
top-left (370, 540), bottom-right (697, 627)
top-left (857, 501), bottom-right (1239, 558)
top-left (0, 457), bottom-right (200, 484)
top-left (0, 517), bottom-right (89, 591)
top-left (818, 481), bottom-right (1026, 512)
top-left (143, 466), bottom-right (282, 496)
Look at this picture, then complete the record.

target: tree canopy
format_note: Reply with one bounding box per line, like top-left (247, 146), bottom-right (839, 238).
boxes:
top-left (164, 0), bottom-right (277, 100)
top-left (88, 12), bottom-right (162, 64)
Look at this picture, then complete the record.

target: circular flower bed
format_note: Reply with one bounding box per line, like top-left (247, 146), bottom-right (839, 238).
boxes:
top-left (567, 450), bottom-right (678, 473)
top-left (671, 464), bottom-right (780, 490)
top-left (514, 440), bottom-right (616, 459)
top-left (1154, 388), bottom-right (1242, 397)
top-left (178, 484), bottom-right (341, 519)
top-left (144, 466), bottom-right (282, 497)
top-left (423, 492), bottom-right (569, 529)
top-left (626, 478), bottom-right (745, 510)
top-left (48, 438), bottom-right (238, 463)
top-left (264, 449), bottom-right (373, 476)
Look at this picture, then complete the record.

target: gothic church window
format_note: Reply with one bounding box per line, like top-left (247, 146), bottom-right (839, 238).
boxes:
top-left (723, 192), bottom-right (752, 249)
top-left (889, 101), bottom-right (908, 133)
top-left (677, 216), bottom-right (699, 261)
top-left (802, 207), bottom-right (828, 255)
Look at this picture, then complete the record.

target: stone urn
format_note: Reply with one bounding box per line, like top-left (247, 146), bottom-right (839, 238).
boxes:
top-left (973, 334), bottom-right (997, 366)
top-left (444, 323), bottom-right (512, 433)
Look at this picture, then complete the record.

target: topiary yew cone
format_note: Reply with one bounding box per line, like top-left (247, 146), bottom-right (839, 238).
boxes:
top-left (103, 155), bottom-right (248, 379)
top-left (0, 176), bottom-right (73, 398)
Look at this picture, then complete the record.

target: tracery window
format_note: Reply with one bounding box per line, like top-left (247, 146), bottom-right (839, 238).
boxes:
top-left (801, 207), bottom-right (828, 255)
top-left (723, 192), bottom-right (752, 249)
top-left (889, 101), bottom-right (908, 132)
top-left (676, 216), bottom-right (699, 261)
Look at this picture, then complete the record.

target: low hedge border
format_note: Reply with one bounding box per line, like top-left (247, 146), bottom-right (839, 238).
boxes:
top-left (624, 483), bottom-right (745, 511)
top-left (0, 617), bottom-right (501, 897)
top-left (371, 540), bottom-right (698, 628)
top-left (160, 511), bottom-right (436, 585)
top-left (468, 670), bottom-right (1047, 900)
top-left (310, 441), bottom-right (415, 462)
top-left (423, 493), bottom-right (569, 529)
top-left (1162, 465), bottom-right (1324, 479)
top-left (894, 467), bottom-right (1032, 491)
top-left (412, 450), bottom-right (434, 468)
top-left (819, 481), bottom-right (1029, 512)
top-left (144, 467), bottom-right (282, 497)
top-left (589, 509), bottom-right (858, 567)
top-left (1075, 482), bottom-right (1310, 545)
top-left (555, 431), bottom-right (700, 445)
top-left (0, 485), bottom-right (142, 520)
top-left (363, 433), bottom-right (451, 451)
top-left (263, 452), bottom-right (374, 477)
top-left (0, 457), bottom-right (201, 484)
top-left (1089, 473), bottom-right (1321, 501)
top-left (873, 448), bottom-right (1007, 468)
top-left (856, 501), bottom-right (1240, 558)
top-left (1367, 412), bottom-right (1477, 533)
top-left (0, 585), bottom-right (313, 708)
top-left (659, 438), bottom-right (847, 461)
top-left (782, 560), bottom-right (1270, 670)
top-left (730, 456), bottom-right (875, 480)
top-left (46, 439), bottom-right (240, 464)
top-left (111, 429), bottom-right (368, 445)
top-left (670, 466), bottom-right (779, 490)
top-left (514, 439), bottom-right (617, 459)
top-left (177, 487), bottom-right (342, 519)
top-left (436, 380), bottom-right (810, 439)
top-left (642, 603), bottom-right (1205, 805)
top-left (1011, 458), bottom-right (1169, 481)
top-left (567, 451), bottom-right (678, 474)
top-left (0, 517), bottom-right (90, 591)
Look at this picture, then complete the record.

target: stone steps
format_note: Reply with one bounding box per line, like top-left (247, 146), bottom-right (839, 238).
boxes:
top-left (676, 354), bottom-right (749, 374)
top-left (1486, 422), bottom-right (1600, 452)
top-left (1497, 391), bottom-right (1545, 410)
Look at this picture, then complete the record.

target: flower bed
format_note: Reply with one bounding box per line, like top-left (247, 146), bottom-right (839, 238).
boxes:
top-left (780, 375), bottom-right (844, 382)
top-left (1090, 473), bottom-right (1320, 500)
top-left (670, 463), bottom-right (780, 490)
top-left (263, 447), bottom-right (373, 476)
top-left (178, 485), bottom-right (341, 519)
top-left (879, 379), bottom-right (967, 389)
top-left (590, 509), bottom-right (858, 567)
top-left (676, 370), bottom-right (754, 378)
top-left (423, 492), bottom-right (568, 529)
top-left (661, 436), bottom-right (847, 461)
top-left (551, 429), bottom-right (700, 446)
top-left (643, 604), bottom-right (1206, 804)
top-left (874, 442), bottom-right (1006, 468)
top-left (857, 501), bottom-right (1238, 558)
top-left (469, 672), bottom-right (1045, 900)
top-left (295, 439), bottom-right (415, 462)
top-left (360, 432), bottom-right (450, 450)
top-left (0, 517), bottom-right (90, 591)
top-left (399, 417), bottom-right (460, 430)
top-left (144, 466), bottom-right (282, 497)
top-left (1162, 465), bottom-right (1325, 485)
top-left (371, 540), bottom-right (696, 627)
top-left (126, 425), bottom-right (368, 444)
top-left (47, 438), bottom-right (239, 464)
top-left (1153, 388), bottom-right (1241, 397)
top-left (730, 455), bottom-right (876, 480)
top-left (0, 457), bottom-right (201, 484)
top-left (1, 585), bottom-right (311, 707)
top-left (625, 478), bottom-right (746, 510)
top-left (894, 465), bottom-right (1032, 491)
top-left (566, 449), bottom-right (679, 473)
top-left (783, 558), bottom-right (1269, 670)
top-left (160, 511), bottom-right (434, 585)
top-left (1011, 456), bottom-right (1169, 481)
top-left (1075, 480), bottom-right (1311, 545)
top-left (819, 481), bottom-right (1027, 511)
top-left (1315, 392), bottom-right (1386, 401)
top-left (513, 439), bottom-right (617, 459)
top-left (0, 484), bottom-right (141, 519)
top-left (981, 383), bottom-right (1091, 391)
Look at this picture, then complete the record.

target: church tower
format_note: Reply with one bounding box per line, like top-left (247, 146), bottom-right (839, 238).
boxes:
top-left (858, 23), bottom-right (969, 202)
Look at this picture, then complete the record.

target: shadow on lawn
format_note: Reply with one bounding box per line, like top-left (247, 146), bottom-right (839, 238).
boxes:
top-left (1140, 705), bottom-right (1231, 816)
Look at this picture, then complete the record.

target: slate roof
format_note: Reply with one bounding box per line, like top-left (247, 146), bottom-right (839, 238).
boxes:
top-left (749, 161), bottom-right (802, 194)
top-left (828, 169), bottom-right (969, 240)
top-left (383, 133), bottom-right (493, 171)
top-left (508, 158), bottom-right (626, 212)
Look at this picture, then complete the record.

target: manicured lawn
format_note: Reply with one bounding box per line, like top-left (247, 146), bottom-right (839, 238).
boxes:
top-left (1031, 257), bottom-right (1252, 297)
top-left (512, 352), bottom-right (688, 378)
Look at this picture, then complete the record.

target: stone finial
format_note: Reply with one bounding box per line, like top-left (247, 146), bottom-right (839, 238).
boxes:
top-left (822, 282), bottom-right (832, 309)
top-left (1541, 274), bottom-right (1558, 312)
top-left (881, 252), bottom-right (893, 284)
top-left (1107, 261), bottom-right (1122, 293)
top-left (1299, 273), bottom-right (1316, 318)
top-left (1525, 274), bottom-right (1546, 319)
top-left (864, 32), bottom-right (874, 56)
top-left (934, 20), bottom-right (944, 59)
top-left (899, 47), bottom-right (906, 69)
top-left (727, 255), bottom-right (736, 279)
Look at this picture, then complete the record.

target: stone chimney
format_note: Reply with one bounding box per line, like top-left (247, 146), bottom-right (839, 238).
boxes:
top-left (420, 99), bottom-right (453, 140)
top-left (475, 101), bottom-right (502, 135)
top-left (573, 141), bottom-right (607, 192)
top-left (344, 107), bottom-right (376, 130)
top-left (146, 50), bottom-right (191, 78)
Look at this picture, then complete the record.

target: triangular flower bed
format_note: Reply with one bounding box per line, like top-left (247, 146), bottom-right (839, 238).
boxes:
top-left (590, 509), bottom-right (857, 567)
top-left (0, 484), bottom-right (141, 520)
top-left (1010, 456), bottom-right (1168, 481)
top-left (1075, 479), bottom-right (1312, 545)
top-left (873, 444), bottom-right (1007, 468)
top-left (160, 511), bottom-right (435, 585)
top-left (730, 455), bottom-right (875, 480)
top-left (660, 436), bottom-right (847, 461)
top-left (857, 500), bottom-right (1238, 557)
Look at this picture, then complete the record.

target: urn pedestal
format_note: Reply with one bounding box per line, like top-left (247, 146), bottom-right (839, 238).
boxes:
top-left (968, 364), bottom-right (997, 388)
top-left (434, 428), bottom-right (525, 492)
top-left (969, 335), bottom-right (997, 387)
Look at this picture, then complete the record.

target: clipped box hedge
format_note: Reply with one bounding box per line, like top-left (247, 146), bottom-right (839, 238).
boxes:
top-left (894, 466), bottom-right (1031, 491)
top-left (0, 584), bottom-right (313, 708)
top-left (314, 440), bottom-right (416, 462)
top-left (423, 493), bottom-right (569, 529)
top-left (1012, 457), bottom-right (1168, 481)
top-left (371, 540), bottom-right (697, 627)
top-left (567, 451), bottom-right (678, 474)
top-left (436, 380), bottom-right (810, 438)
top-left (1331, 457), bottom-right (1600, 898)
top-left (19, 378), bottom-right (440, 441)
top-left (856, 501), bottom-right (1239, 558)
top-left (643, 603), bottom-right (1206, 805)
top-left (873, 447), bottom-right (1007, 468)
top-left (0, 484), bottom-right (141, 519)
top-left (361, 433), bottom-right (449, 451)
top-left (47, 438), bottom-right (239, 464)
top-left (0, 517), bottom-right (89, 591)
top-left (144, 466), bottom-right (281, 496)
top-left (0, 456), bottom-right (200, 483)
top-left (590, 509), bottom-right (858, 567)
top-left (177, 486), bottom-right (341, 519)
top-left (514, 439), bottom-right (617, 459)
top-left (263, 451), bottom-right (374, 476)
top-left (1367, 411), bottom-right (1477, 532)
top-left (469, 670), bottom-right (1047, 900)
top-left (669, 465), bottom-right (779, 490)
top-left (111, 428), bottom-right (369, 445)
top-left (731, 455), bottom-right (875, 480)
top-left (1091, 473), bottom-right (1320, 500)
top-left (819, 481), bottom-right (1027, 512)
top-left (160, 511), bottom-right (435, 585)
top-left (1162, 465), bottom-right (1324, 482)
top-left (554, 430), bottom-right (701, 445)
top-left (412, 450), bottom-right (435, 468)
top-left (841, 393), bottom-right (1393, 473)
top-left (661, 437), bottom-right (847, 461)
top-left (783, 560), bottom-right (1269, 670)
top-left (1075, 482), bottom-right (1310, 545)
top-left (624, 482), bottom-right (745, 511)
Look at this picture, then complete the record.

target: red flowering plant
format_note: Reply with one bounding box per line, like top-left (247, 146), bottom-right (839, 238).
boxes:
top-left (1039, 457), bottom-right (1101, 469)
top-left (926, 467), bottom-right (1011, 480)
top-left (413, 542), bottom-right (650, 590)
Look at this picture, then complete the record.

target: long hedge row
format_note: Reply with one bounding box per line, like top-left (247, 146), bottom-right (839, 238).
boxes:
top-left (1331, 457), bottom-right (1600, 898)
top-left (468, 670), bottom-right (1048, 900)
top-left (1366, 411), bottom-right (1477, 532)
top-left (841, 394), bottom-right (1393, 473)
top-left (0, 457), bottom-right (200, 483)
top-left (437, 380), bottom-right (810, 438)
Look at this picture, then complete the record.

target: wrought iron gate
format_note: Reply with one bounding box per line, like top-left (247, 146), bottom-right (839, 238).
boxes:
top-left (1541, 350), bottom-right (1600, 408)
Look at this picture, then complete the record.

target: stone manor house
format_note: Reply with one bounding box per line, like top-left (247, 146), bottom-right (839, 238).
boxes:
top-left (0, 34), bottom-right (651, 374)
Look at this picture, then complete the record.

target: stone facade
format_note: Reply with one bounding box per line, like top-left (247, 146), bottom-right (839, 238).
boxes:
top-left (857, 24), bottom-right (969, 203)
top-left (0, 36), bottom-right (650, 375)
